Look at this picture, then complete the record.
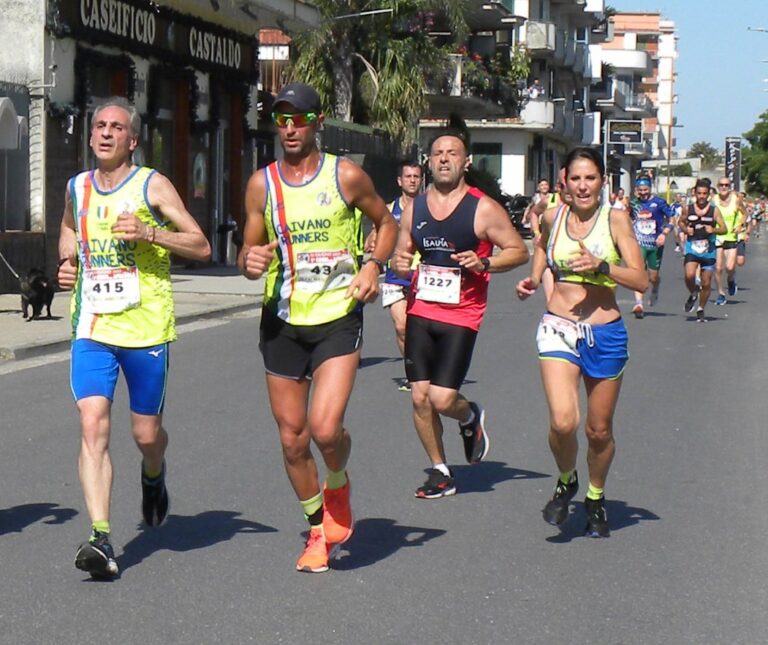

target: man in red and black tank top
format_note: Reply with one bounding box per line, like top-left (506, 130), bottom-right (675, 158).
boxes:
top-left (392, 128), bottom-right (529, 499)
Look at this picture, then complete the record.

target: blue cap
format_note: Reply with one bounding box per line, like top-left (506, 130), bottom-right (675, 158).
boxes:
top-left (635, 177), bottom-right (652, 187)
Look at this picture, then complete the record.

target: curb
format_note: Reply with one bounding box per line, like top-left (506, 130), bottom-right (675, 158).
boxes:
top-left (0, 298), bottom-right (259, 362)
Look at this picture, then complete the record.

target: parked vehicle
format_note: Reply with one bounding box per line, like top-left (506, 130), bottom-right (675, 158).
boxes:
top-left (503, 193), bottom-right (533, 239)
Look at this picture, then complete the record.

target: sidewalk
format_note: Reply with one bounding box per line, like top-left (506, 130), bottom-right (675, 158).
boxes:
top-left (0, 267), bottom-right (263, 361)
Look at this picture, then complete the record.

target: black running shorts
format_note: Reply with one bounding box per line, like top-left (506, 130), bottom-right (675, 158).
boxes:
top-left (404, 314), bottom-right (477, 390)
top-left (259, 308), bottom-right (363, 379)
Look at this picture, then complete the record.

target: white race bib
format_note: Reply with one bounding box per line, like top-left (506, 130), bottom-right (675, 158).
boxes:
top-left (691, 239), bottom-right (710, 255)
top-left (381, 283), bottom-right (405, 308)
top-left (536, 313), bottom-right (580, 356)
top-left (637, 220), bottom-right (655, 235)
top-left (81, 267), bottom-right (141, 314)
top-left (415, 264), bottom-right (461, 304)
top-left (294, 250), bottom-right (355, 294)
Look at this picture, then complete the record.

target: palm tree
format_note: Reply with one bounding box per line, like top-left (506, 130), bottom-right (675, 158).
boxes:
top-left (288, 1), bottom-right (468, 149)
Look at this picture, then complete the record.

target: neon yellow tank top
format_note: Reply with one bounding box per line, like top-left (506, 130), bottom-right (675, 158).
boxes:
top-left (263, 154), bottom-right (359, 325)
top-left (69, 167), bottom-right (176, 346)
top-left (546, 204), bottom-right (621, 288)
top-left (715, 194), bottom-right (740, 243)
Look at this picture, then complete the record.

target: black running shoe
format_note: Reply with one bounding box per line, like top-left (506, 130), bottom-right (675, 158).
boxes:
top-left (415, 468), bottom-right (456, 499)
top-left (75, 531), bottom-right (119, 578)
top-left (141, 462), bottom-right (169, 527)
top-left (459, 402), bottom-right (489, 464)
top-left (584, 497), bottom-right (610, 538)
top-left (542, 471), bottom-right (579, 526)
top-left (696, 309), bottom-right (706, 323)
top-left (728, 281), bottom-right (737, 296)
top-left (684, 292), bottom-right (697, 313)
top-left (397, 378), bottom-right (412, 393)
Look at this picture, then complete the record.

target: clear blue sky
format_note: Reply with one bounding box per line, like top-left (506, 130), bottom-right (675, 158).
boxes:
top-left (611, 0), bottom-right (768, 152)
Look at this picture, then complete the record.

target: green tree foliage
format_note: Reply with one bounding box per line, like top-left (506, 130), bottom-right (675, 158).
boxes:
top-left (668, 162), bottom-right (693, 177)
top-left (289, 1), bottom-right (468, 148)
top-left (689, 141), bottom-right (722, 170)
top-left (287, 1), bottom-right (469, 149)
top-left (743, 110), bottom-right (768, 196)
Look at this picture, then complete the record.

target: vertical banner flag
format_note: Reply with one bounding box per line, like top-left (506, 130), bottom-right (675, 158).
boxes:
top-left (724, 137), bottom-right (741, 192)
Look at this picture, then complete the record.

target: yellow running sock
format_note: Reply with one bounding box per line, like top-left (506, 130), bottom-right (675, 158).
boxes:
top-left (300, 493), bottom-right (323, 523)
top-left (92, 520), bottom-right (110, 535)
top-left (559, 469), bottom-right (575, 485)
top-left (142, 462), bottom-right (163, 479)
top-left (586, 483), bottom-right (604, 500)
top-left (325, 469), bottom-right (348, 491)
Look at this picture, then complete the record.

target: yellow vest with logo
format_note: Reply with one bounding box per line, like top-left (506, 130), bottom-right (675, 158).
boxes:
top-left (69, 167), bottom-right (176, 346)
top-left (715, 193), bottom-right (740, 243)
top-left (263, 154), bottom-right (359, 325)
top-left (546, 204), bottom-right (621, 288)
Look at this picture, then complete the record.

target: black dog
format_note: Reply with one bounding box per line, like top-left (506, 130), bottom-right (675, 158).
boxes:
top-left (20, 268), bottom-right (54, 321)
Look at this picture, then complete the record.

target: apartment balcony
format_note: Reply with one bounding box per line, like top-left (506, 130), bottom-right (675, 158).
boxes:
top-left (520, 99), bottom-right (555, 129)
top-left (425, 54), bottom-right (523, 118)
top-left (525, 21), bottom-right (557, 54)
top-left (625, 92), bottom-right (655, 117)
top-left (600, 49), bottom-right (653, 76)
top-left (464, 0), bottom-right (521, 30)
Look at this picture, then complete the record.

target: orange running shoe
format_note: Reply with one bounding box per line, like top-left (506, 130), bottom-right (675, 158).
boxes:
top-left (296, 527), bottom-right (329, 573)
top-left (322, 477), bottom-right (354, 544)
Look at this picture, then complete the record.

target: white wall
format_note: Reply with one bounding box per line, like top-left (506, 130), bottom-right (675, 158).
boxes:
top-left (470, 129), bottom-right (531, 196)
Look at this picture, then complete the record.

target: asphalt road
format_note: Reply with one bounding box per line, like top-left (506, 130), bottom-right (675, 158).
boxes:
top-left (1, 238), bottom-right (767, 644)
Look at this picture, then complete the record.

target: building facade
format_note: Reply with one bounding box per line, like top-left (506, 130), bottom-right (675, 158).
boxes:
top-left (419, 0), bottom-right (609, 198)
top-left (0, 0), bottom-right (319, 292)
top-left (595, 11), bottom-right (678, 193)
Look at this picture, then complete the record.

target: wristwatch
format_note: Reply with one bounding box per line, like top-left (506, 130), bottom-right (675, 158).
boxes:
top-left (597, 260), bottom-right (610, 275)
top-left (366, 257), bottom-right (386, 274)
top-left (480, 257), bottom-right (491, 273)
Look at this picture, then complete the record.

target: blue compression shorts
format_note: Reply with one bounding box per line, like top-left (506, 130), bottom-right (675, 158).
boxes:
top-left (537, 314), bottom-right (628, 380)
top-left (70, 339), bottom-right (170, 415)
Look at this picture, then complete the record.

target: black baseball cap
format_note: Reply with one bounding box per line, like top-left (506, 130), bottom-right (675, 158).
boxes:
top-left (273, 83), bottom-right (322, 113)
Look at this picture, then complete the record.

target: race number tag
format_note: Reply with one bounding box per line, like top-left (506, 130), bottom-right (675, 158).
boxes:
top-left (295, 250), bottom-right (355, 294)
top-left (691, 239), bottom-right (709, 255)
top-left (536, 313), bottom-right (580, 356)
top-left (636, 219), bottom-right (656, 235)
top-left (415, 264), bottom-right (461, 304)
top-left (81, 267), bottom-right (141, 314)
top-left (381, 283), bottom-right (405, 308)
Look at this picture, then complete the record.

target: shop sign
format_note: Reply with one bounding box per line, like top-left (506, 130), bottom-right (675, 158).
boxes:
top-left (50, 0), bottom-right (258, 81)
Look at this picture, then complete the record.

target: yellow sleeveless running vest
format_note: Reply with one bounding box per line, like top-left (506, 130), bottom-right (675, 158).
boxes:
top-left (715, 194), bottom-right (740, 243)
top-left (263, 153), bottom-right (359, 325)
top-left (69, 167), bottom-right (176, 346)
top-left (546, 204), bottom-right (621, 288)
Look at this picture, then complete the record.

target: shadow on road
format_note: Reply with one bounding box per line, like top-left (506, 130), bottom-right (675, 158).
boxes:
top-left (545, 499), bottom-right (659, 543)
top-left (641, 311), bottom-right (675, 318)
top-left (359, 355), bottom-right (401, 368)
top-left (0, 503), bottom-right (78, 535)
top-left (452, 461), bottom-right (549, 494)
top-left (118, 510), bottom-right (277, 571)
top-left (332, 517), bottom-right (446, 571)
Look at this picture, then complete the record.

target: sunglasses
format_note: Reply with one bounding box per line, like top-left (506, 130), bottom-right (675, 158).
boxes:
top-left (718, 183), bottom-right (730, 187)
top-left (272, 112), bottom-right (318, 128)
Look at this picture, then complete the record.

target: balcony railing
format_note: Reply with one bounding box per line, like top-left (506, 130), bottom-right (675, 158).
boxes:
top-left (425, 54), bottom-right (524, 117)
top-left (520, 99), bottom-right (555, 128)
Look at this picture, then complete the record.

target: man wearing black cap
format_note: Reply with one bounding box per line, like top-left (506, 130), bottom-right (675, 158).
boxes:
top-left (239, 82), bottom-right (397, 573)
